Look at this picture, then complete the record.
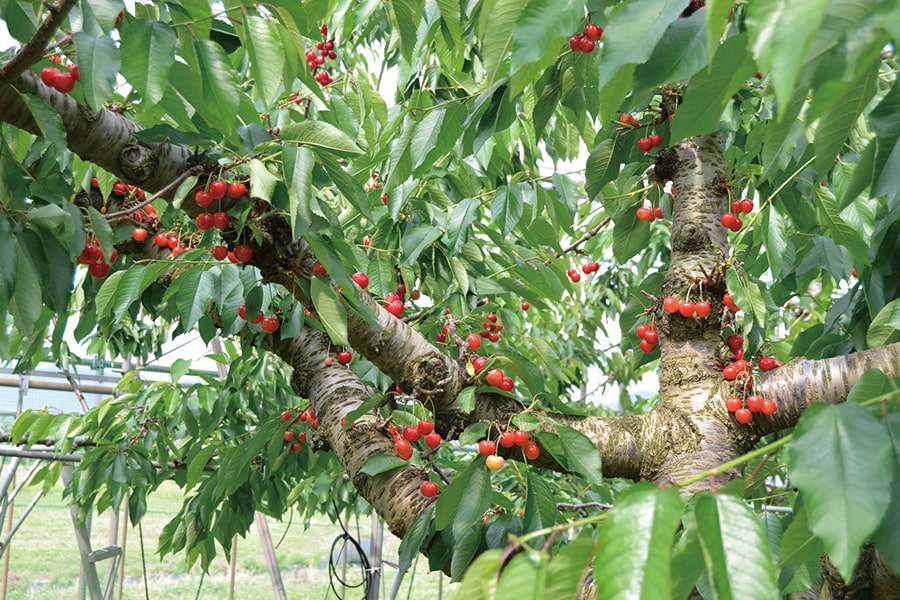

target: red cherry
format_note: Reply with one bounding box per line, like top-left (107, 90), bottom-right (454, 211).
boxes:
top-left (195, 213), bottom-right (214, 231)
top-left (467, 333), bottom-right (481, 350)
top-left (583, 23), bottom-right (603, 41)
top-left (740, 199), bottom-right (754, 214)
top-left (40, 67), bottom-right (59, 86)
top-left (568, 34), bottom-right (583, 52)
top-left (760, 399), bottom-right (777, 415)
top-left (499, 377), bottom-right (514, 392)
top-left (648, 134), bottom-right (663, 148)
top-left (636, 324), bottom-right (649, 338)
top-left (486, 455), bottom-right (505, 470)
top-left (233, 244), bottom-right (253, 263)
top-left (637, 137), bottom-right (654, 152)
top-left (417, 420), bottom-right (434, 435)
top-left (132, 227), bottom-right (148, 242)
top-left (435, 333), bottom-right (446, 343)
top-left (423, 432), bottom-right (442, 449)
top-left (395, 438), bottom-right (413, 460)
top-left (727, 334), bottom-right (743, 350)
top-left (52, 70), bottom-right (75, 93)
top-left (298, 431), bottom-right (307, 442)
top-left (653, 206), bottom-right (664, 219)
top-left (521, 301), bottom-right (530, 311)
top-left (88, 261), bottom-right (110, 278)
top-left (734, 359), bottom-right (751, 374)
top-left (678, 302), bottom-right (695, 317)
top-left (569, 271), bottom-right (581, 283)
top-left (758, 356), bottom-right (777, 371)
top-left (472, 356), bottom-right (487, 372)
top-left (746, 395), bottom-right (763, 412)
top-left (499, 431), bottom-right (516, 448)
top-left (730, 200), bottom-right (742, 214)
top-left (420, 481), bottom-right (439, 497)
top-left (319, 23), bottom-right (328, 35)
top-left (512, 430), bottom-right (529, 446)
top-left (284, 430), bottom-right (295, 443)
top-left (729, 217), bottom-right (743, 232)
top-left (195, 189), bottom-right (213, 208)
top-left (663, 296), bottom-right (680, 313)
top-left (723, 365), bottom-right (738, 381)
top-left (485, 313), bottom-right (498, 323)
top-left (734, 408), bottom-right (752, 424)
top-left (167, 235), bottom-right (179, 249)
top-left (733, 348), bottom-right (744, 361)
top-left (211, 245), bottom-right (229, 260)
top-left (724, 397), bottom-right (742, 412)
top-left (636, 207), bottom-right (652, 221)
top-left (694, 301), bottom-right (711, 317)
top-left (227, 251), bottom-right (238, 263)
top-left (478, 440), bottom-right (496, 455)
top-left (643, 330), bottom-right (658, 345)
top-left (351, 272), bottom-right (369, 289)
top-left (251, 311), bottom-right (265, 325)
top-left (396, 283), bottom-right (407, 297)
top-left (578, 37), bottom-right (595, 53)
top-left (238, 304), bottom-right (248, 320)
top-left (363, 236), bottom-right (371, 247)
top-left (337, 350), bottom-right (352, 365)
top-left (523, 442), bottom-right (540, 460)
top-left (410, 289), bottom-right (421, 300)
top-left (212, 212), bottom-right (229, 229)
top-left (402, 425), bottom-right (422, 443)
top-left (639, 338), bottom-right (657, 353)
top-left (209, 180), bottom-right (227, 199)
top-left (721, 212), bottom-right (736, 228)
top-left (290, 442), bottom-right (302, 452)
top-left (488, 331), bottom-right (500, 343)
top-left (724, 293), bottom-right (739, 312)
top-left (312, 260), bottom-right (328, 276)
top-left (485, 368), bottom-right (504, 387)
top-left (228, 182), bottom-right (247, 198)
top-left (386, 300), bottom-right (405, 317)
top-left (281, 410), bottom-right (293, 422)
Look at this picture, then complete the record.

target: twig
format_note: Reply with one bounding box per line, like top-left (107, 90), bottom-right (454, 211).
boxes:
top-left (61, 369), bottom-right (90, 412)
top-left (103, 168), bottom-right (196, 221)
top-left (0, 0), bottom-right (80, 86)
top-left (556, 501), bottom-right (612, 512)
top-left (549, 216), bottom-right (612, 262)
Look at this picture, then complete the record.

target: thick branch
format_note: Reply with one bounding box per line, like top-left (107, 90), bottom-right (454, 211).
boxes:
top-left (755, 342), bottom-right (900, 434)
top-left (0, 72), bottom-right (195, 193)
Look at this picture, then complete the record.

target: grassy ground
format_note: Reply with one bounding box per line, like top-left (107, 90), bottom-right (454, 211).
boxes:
top-left (0, 466), bottom-right (457, 599)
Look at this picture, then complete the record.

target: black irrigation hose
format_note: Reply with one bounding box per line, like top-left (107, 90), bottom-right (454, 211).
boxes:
top-left (328, 507), bottom-right (372, 599)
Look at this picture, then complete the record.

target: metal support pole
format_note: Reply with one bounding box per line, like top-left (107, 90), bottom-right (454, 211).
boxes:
top-left (117, 494), bottom-right (128, 600)
top-left (229, 535), bottom-right (237, 600)
top-left (367, 515), bottom-right (383, 600)
top-left (0, 373), bottom-right (28, 600)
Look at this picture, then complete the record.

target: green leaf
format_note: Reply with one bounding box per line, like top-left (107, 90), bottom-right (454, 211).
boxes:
top-left (243, 15), bottom-right (284, 108)
top-left (359, 454), bottom-right (409, 476)
top-left (814, 63), bottom-right (879, 178)
top-left (186, 444), bottom-right (216, 490)
top-left (704, 0), bottom-right (735, 58)
top-left (19, 95), bottom-right (67, 160)
top-left (400, 224), bottom-right (442, 266)
top-left (435, 457), bottom-right (491, 537)
top-left (613, 206), bottom-right (651, 263)
top-left (867, 74), bottom-right (900, 202)
top-left (632, 13), bottom-right (708, 99)
top-left (119, 20), bottom-right (177, 105)
top-left (788, 403), bottom-right (893, 579)
top-left (388, 0), bottom-right (421, 62)
top-left (599, 0), bottom-right (687, 87)
top-left (87, 207), bottom-right (115, 264)
top-left (397, 508), bottom-right (433, 574)
top-left (478, 0), bottom-right (524, 83)
top-left (670, 33), bottom-right (755, 141)
top-left (176, 269), bottom-right (215, 330)
top-left (556, 424), bottom-right (602, 485)
top-left (310, 276), bottom-right (348, 346)
top-left (444, 198), bottom-right (480, 255)
top-left (9, 244), bottom-right (41, 337)
top-left (509, 0), bottom-right (579, 95)
top-left (845, 369), bottom-right (892, 405)
top-left (456, 549), bottom-right (502, 599)
top-left (745, 0), bottom-right (829, 110)
top-left (496, 552), bottom-right (547, 600)
top-left (283, 144), bottom-right (314, 240)
top-left (248, 158), bottom-right (279, 204)
top-left (544, 530), bottom-right (597, 600)
top-left (867, 298), bottom-right (900, 348)
top-left (319, 153), bottom-right (372, 220)
top-left (694, 493), bottom-right (779, 599)
top-left (73, 33), bottom-right (121, 111)
top-left (94, 265), bottom-right (144, 320)
top-left (491, 185), bottom-right (524, 236)
top-left (595, 484), bottom-right (683, 600)
top-left (524, 470), bottom-right (558, 534)
top-left (777, 505), bottom-right (824, 568)
top-left (278, 121), bottom-right (363, 155)
top-left (194, 39), bottom-right (241, 133)
top-left (457, 387), bottom-right (475, 413)
top-left (811, 186), bottom-right (869, 266)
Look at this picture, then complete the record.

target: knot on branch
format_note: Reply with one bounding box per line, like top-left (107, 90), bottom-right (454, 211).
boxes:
top-left (671, 220), bottom-right (709, 253)
top-left (120, 140), bottom-right (162, 184)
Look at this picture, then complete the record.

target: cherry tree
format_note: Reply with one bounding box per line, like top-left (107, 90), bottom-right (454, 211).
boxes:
top-left (0, 0), bottom-right (898, 597)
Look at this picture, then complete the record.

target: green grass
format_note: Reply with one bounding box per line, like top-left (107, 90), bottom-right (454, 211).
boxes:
top-left (0, 467), bottom-right (458, 599)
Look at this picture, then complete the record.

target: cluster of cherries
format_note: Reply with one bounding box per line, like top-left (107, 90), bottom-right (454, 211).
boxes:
top-left (390, 420), bottom-right (444, 496)
top-left (39, 55), bottom-right (78, 93)
top-left (77, 238), bottom-right (118, 279)
top-left (721, 198), bottom-right (754, 232)
top-left (637, 133), bottom-right (664, 153)
top-left (480, 365), bottom-right (515, 392)
top-left (478, 428), bottom-right (540, 464)
top-left (281, 407), bottom-right (318, 452)
top-left (568, 23), bottom-right (604, 53)
top-left (238, 303), bottom-right (280, 333)
top-left (636, 205), bottom-right (665, 222)
top-left (720, 333), bottom-right (784, 423)
top-left (567, 260), bottom-right (600, 283)
top-left (323, 350), bottom-right (353, 366)
top-left (635, 322), bottom-right (659, 354)
top-left (662, 294), bottom-right (713, 319)
top-left (194, 179), bottom-right (246, 230)
top-left (305, 24), bottom-right (337, 87)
